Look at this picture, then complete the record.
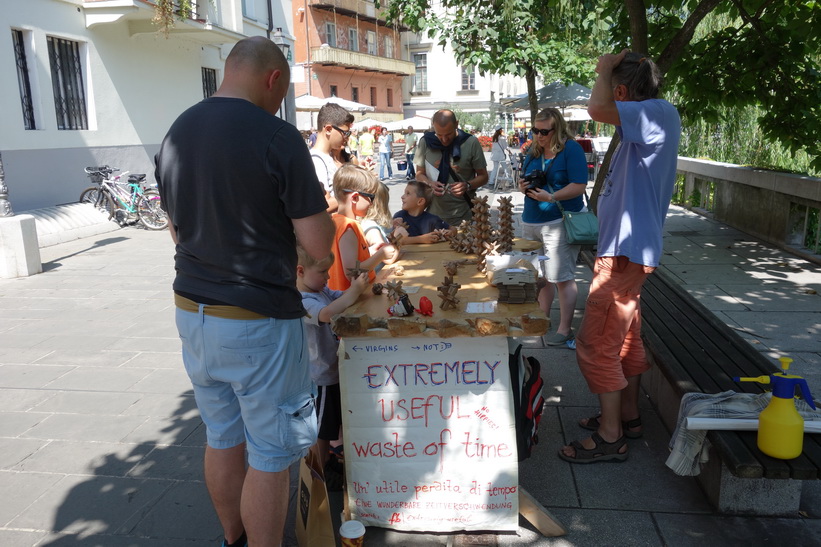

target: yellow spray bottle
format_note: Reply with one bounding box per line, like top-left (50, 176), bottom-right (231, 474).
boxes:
top-left (735, 357), bottom-right (816, 460)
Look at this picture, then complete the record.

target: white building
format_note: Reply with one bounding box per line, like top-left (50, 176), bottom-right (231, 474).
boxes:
top-left (1, 0), bottom-right (294, 212)
top-left (400, 20), bottom-right (536, 132)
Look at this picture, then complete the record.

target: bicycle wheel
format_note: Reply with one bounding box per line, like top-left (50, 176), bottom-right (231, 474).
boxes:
top-left (137, 191), bottom-right (169, 230)
top-left (79, 186), bottom-right (115, 219)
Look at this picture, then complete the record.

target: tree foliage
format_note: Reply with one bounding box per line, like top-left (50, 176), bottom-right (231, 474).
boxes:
top-left (381, 0), bottom-right (821, 173)
top-left (379, 0), bottom-right (611, 124)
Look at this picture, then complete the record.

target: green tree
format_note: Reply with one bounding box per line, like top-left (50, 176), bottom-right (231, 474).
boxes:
top-left (380, 0), bottom-right (610, 125)
top-left (381, 0), bottom-right (821, 208)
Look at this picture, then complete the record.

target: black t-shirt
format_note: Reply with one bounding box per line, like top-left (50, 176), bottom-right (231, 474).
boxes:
top-left (155, 97), bottom-right (327, 318)
top-left (392, 210), bottom-right (449, 236)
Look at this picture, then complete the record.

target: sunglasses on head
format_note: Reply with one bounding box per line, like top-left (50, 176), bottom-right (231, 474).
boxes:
top-left (343, 189), bottom-right (375, 201)
top-left (332, 125), bottom-right (352, 138)
top-left (532, 128), bottom-right (555, 136)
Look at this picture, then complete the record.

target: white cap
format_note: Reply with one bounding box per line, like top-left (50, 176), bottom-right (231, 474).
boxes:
top-left (340, 520), bottom-right (366, 539)
top-left (494, 124), bottom-right (503, 131)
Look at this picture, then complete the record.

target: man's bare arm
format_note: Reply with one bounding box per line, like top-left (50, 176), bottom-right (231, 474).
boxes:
top-left (293, 211), bottom-right (335, 261)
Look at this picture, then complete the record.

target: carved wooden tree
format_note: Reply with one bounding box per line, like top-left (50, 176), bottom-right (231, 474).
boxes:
top-left (495, 196), bottom-right (515, 252)
top-left (470, 196), bottom-right (493, 272)
top-left (437, 276), bottom-right (462, 310)
top-left (386, 280), bottom-right (406, 301)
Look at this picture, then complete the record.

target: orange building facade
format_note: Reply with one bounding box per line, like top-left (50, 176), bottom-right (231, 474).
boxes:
top-left (292, 0), bottom-right (414, 120)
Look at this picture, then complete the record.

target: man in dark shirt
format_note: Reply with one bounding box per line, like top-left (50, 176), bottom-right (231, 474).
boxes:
top-left (155, 36), bottom-right (334, 547)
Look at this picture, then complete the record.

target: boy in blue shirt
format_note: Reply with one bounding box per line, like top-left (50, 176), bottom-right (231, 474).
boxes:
top-left (296, 246), bottom-right (368, 487)
top-left (392, 180), bottom-right (455, 244)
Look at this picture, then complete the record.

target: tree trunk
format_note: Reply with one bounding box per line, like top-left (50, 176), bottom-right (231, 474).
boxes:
top-left (526, 64), bottom-right (538, 127)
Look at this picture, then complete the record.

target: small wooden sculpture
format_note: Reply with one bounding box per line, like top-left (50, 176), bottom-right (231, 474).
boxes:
top-left (437, 276), bottom-right (462, 310)
top-left (386, 280), bottom-right (406, 301)
top-left (345, 260), bottom-right (368, 280)
top-left (495, 196), bottom-right (515, 253)
top-left (372, 282), bottom-right (384, 295)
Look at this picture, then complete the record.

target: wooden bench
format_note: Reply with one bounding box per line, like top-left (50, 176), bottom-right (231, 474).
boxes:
top-left (638, 267), bottom-right (821, 515)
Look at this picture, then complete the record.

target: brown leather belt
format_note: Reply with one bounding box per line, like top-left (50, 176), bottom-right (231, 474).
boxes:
top-left (174, 293), bottom-right (268, 320)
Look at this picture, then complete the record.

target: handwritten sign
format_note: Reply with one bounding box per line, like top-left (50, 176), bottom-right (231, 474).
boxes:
top-left (339, 336), bottom-right (518, 532)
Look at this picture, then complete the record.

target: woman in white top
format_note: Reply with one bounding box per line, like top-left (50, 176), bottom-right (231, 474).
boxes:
top-left (489, 125), bottom-right (508, 187)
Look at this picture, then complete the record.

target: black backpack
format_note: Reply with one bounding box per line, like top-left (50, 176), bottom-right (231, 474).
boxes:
top-left (509, 344), bottom-right (546, 461)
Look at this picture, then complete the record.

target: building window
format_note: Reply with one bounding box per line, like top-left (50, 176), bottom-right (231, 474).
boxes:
top-left (370, 86), bottom-right (377, 107)
top-left (241, 0), bottom-right (255, 18)
top-left (366, 31), bottom-right (377, 55)
top-left (12, 29), bottom-right (36, 130)
top-left (325, 22), bottom-right (336, 47)
top-left (461, 65), bottom-right (476, 90)
top-left (352, 87), bottom-right (359, 103)
top-left (413, 53), bottom-right (427, 92)
top-left (330, 85), bottom-right (338, 97)
top-left (386, 88), bottom-right (393, 107)
top-left (47, 36), bottom-right (88, 130)
top-left (348, 28), bottom-right (358, 52)
top-left (384, 36), bottom-right (393, 58)
top-left (202, 68), bottom-right (217, 98)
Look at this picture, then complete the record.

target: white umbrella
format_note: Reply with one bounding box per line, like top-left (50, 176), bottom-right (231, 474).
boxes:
top-left (514, 107), bottom-right (591, 122)
top-left (352, 118), bottom-right (382, 130)
top-left (502, 81), bottom-right (592, 110)
top-left (295, 95), bottom-right (375, 113)
top-left (383, 116), bottom-right (432, 132)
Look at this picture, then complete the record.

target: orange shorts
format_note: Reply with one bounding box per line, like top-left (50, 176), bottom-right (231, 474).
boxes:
top-left (576, 256), bottom-right (655, 394)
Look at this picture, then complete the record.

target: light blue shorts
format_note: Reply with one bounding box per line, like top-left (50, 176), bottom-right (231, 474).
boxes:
top-left (176, 307), bottom-right (318, 472)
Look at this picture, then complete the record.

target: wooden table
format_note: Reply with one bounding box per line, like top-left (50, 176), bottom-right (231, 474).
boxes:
top-left (332, 246), bottom-right (564, 536)
top-left (331, 244), bottom-right (549, 339)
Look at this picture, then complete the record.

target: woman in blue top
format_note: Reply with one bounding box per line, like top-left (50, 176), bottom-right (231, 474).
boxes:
top-left (518, 107), bottom-right (589, 346)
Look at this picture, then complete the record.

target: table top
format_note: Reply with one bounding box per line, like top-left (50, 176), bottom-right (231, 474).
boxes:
top-left (331, 243), bottom-right (549, 339)
top-left (399, 237), bottom-right (542, 254)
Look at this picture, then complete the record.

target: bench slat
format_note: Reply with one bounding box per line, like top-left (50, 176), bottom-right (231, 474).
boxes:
top-left (643, 276), bottom-right (768, 392)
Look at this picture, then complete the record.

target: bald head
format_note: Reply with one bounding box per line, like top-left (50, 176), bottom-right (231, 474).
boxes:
top-left (432, 110), bottom-right (458, 127)
top-left (219, 36), bottom-right (290, 114)
top-left (226, 36), bottom-right (289, 79)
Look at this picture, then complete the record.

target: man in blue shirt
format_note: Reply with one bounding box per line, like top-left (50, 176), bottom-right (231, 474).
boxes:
top-left (560, 50), bottom-right (681, 464)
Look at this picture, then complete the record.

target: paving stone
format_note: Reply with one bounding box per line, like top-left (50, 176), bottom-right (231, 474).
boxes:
top-left (21, 414), bottom-right (147, 443)
top-left (0, 388), bottom-right (51, 411)
top-left (120, 392), bottom-right (198, 419)
top-left (0, 411), bottom-right (49, 437)
top-left (7, 474), bottom-right (171, 536)
top-left (0, 438), bottom-right (47, 470)
top-left (126, 368), bottom-right (191, 394)
top-left (11, 440), bottom-right (148, 477)
top-left (32, 349), bottom-right (139, 367)
top-left (0, 470), bottom-right (63, 527)
top-left (43, 367), bottom-right (151, 392)
top-left (120, 415), bottom-right (202, 446)
top-left (117, 351), bottom-right (183, 369)
top-left (31, 391), bottom-right (141, 415)
top-left (654, 512), bottom-right (821, 546)
top-left (124, 480), bottom-right (221, 541)
top-left (0, 364), bottom-right (74, 388)
top-left (126, 445), bottom-right (204, 481)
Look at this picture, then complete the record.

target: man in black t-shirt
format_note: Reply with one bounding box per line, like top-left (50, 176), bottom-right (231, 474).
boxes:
top-left (155, 37), bottom-right (334, 547)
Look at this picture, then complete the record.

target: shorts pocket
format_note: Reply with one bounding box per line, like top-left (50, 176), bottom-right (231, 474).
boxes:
top-left (279, 394), bottom-right (318, 453)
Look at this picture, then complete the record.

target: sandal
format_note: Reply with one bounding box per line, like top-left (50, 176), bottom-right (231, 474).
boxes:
top-left (579, 415), bottom-right (643, 439)
top-left (558, 432), bottom-right (628, 464)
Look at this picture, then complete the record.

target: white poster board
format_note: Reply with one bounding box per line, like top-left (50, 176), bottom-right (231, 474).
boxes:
top-left (339, 336), bottom-right (519, 532)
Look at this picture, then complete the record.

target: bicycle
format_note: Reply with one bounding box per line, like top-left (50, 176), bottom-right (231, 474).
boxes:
top-left (79, 166), bottom-right (168, 230)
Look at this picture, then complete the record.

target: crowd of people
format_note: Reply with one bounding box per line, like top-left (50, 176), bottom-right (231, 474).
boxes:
top-left (155, 34), bottom-right (680, 545)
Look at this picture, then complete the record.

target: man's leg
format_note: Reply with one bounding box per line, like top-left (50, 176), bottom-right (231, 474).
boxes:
top-left (241, 466), bottom-right (290, 545)
top-left (204, 444), bottom-right (247, 544)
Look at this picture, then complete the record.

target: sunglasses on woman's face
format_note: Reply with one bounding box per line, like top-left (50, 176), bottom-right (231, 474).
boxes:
top-left (532, 127), bottom-right (555, 136)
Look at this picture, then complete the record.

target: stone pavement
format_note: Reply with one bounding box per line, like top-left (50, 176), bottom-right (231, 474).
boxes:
top-left (1, 182), bottom-right (821, 545)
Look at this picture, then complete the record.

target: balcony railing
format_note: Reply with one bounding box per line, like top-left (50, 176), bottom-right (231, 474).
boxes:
top-left (311, 46), bottom-right (415, 76)
top-left (308, 0), bottom-right (408, 29)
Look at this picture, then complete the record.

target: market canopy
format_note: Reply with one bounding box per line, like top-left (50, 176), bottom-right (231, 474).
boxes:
top-left (514, 106), bottom-right (591, 122)
top-left (295, 94), bottom-right (375, 113)
top-left (351, 117), bottom-right (383, 130)
top-left (383, 116), bottom-right (432, 132)
top-left (502, 81), bottom-right (592, 111)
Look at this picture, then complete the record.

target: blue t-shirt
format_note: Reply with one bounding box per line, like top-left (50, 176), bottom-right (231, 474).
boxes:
top-left (301, 287), bottom-right (344, 386)
top-left (597, 99), bottom-right (681, 267)
top-left (521, 138), bottom-right (587, 224)
top-left (393, 209), bottom-right (449, 236)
